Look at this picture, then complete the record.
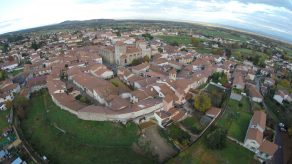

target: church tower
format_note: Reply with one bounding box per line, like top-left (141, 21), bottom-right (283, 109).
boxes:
top-left (114, 41), bottom-right (126, 65)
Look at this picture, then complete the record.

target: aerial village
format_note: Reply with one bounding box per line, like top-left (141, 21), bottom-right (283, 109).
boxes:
top-left (0, 27), bottom-right (291, 163)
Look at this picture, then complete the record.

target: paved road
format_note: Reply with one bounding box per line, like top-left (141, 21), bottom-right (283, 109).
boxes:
top-left (273, 126), bottom-right (284, 164)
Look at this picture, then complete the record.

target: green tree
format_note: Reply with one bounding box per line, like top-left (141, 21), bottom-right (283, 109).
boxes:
top-left (142, 33), bottom-right (153, 40)
top-left (288, 128), bottom-right (292, 136)
top-left (143, 56), bottom-right (150, 62)
top-left (194, 93), bottom-right (211, 113)
top-left (278, 79), bottom-right (290, 89)
top-left (234, 51), bottom-right (242, 59)
top-left (0, 69), bottom-right (6, 81)
top-left (225, 48), bottom-right (232, 58)
top-left (13, 95), bottom-right (29, 110)
top-left (204, 127), bottom-right (227, 150)
top-left (170, 41), bottom-right (179, 46)
top-left (5, 100), bottom-right (13, 109)
top-left (219, 73), bottom-right (228, 85)
top-left (191, 38), bottom-right (200, 47)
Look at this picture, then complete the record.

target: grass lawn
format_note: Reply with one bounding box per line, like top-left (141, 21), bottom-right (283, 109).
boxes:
top-left (21, 90), bottom-right (155, 164)
top-left (0, 109), bottom-right (10, 132)
top-left (264, 96), bottom-right (292, 125)
top-left (9, 68), bottom-right (24, 76)
top-left (194, 47), bottom-right (213, 54)
top-left (217, 97), bottom-right (252, 142)
top-left (168, 139), bottom-right (256, 164)
top-left (180, 115), bottom-right (204, 134)
top-left (156, 35), bottom-right (192, 45)
top-left (110, 77), bottom-right (132, 92)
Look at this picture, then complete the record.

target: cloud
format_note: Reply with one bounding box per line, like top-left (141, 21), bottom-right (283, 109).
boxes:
top-left (0, 0), bottom-right (291, 42)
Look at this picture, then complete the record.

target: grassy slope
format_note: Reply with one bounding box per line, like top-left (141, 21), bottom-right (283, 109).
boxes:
top-left (21, 91), bottom-right (155, 164)
top-left (168, 140), bottom-right (255, 164)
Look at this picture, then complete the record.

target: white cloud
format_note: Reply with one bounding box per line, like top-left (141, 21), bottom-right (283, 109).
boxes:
top-left (0, 0), bottom-right (291, 42)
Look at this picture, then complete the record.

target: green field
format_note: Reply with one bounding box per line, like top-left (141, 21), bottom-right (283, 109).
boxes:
top-left (217, 97), bottom-right (252, 142)
top-left (0, 110), bottom-right (10, 132)
top-left (196, 28), bottom-right (250, 42)
top-left (21, 90), bottom-right (155, 164)
top-left (232, 48), bottom-right (268, 66)
top-left (168, 139), bottom-right (255, 164)
top-left (156, 35), bottom-right (192, 45)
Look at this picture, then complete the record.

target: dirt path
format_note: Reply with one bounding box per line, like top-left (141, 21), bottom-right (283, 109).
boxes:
top-left (143, 125), bottom-right (177, 162)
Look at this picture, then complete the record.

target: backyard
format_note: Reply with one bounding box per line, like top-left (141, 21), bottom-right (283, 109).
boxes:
top-left (180, 114), bottom-right (205, 134)
top-left (204, 84), bottom-right (227, 107)
top-left (20, 90), bottom-right (155, 164)
top-left (217, 97), bottom-right (252, 142)
top-left (0, 109), bottom-right (10, 132)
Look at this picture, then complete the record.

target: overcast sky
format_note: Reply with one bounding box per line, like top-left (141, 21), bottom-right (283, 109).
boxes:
top-left (0, 0), bottom-right (292, 42)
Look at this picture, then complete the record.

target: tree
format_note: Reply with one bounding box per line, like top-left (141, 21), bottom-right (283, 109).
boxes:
top-left (116, 31), bottom-right (121, 37)
top-left (278, 79), bottom-right (290, 89)
top-left (225, 48), bottom-right (232, 59)
top-left (191, 38), bottom-right (200, 47)
top-left (143, 56), bottom-right (150, 63)
top-left (0, 69), bottom-right (6, 81)
top-left (5, 100), bottom-right (13, 109)
top-left (194, 93), bottom-right (211, 113)
top-left (170, 41), bottom-right (179, 47)
top-left (142, 33), bottom-right (153, 40)
top-left (219, 73), bottom-right (228, 85)
top-left (211, 48), bottom-right (224, 56)
top-left (288, 128), bottom-right (292, 136)
top-left (204, 127), bottom-right (227, 150)
top-left (13, 95), bottom-right (29, 110)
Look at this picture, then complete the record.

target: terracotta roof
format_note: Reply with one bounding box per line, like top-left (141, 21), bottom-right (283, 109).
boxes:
top-left (132, 63), bottom-right (150, 71)
top-left (251, 110), bottom-right (266, 130)
top-left (110, 96), bottom-right (131, 111)
top-left (171, 110), bottom-right (186, 122)
top-left (259, 140), bottom-right (278, 156)
top-left (27, 75), bottom-right (47, 88)
top-left (164, 94), bottom-right (173, 103)
top-left (126, 46), bottom-right (140, 54)
top-left (246, 128), bottom-right (263, 145)
top-left (247, 83), bottom-right (263, 99)
top-left (233, 71), bottom-right (245, 87)
top-left (206, 107), bottom-right (221, 117)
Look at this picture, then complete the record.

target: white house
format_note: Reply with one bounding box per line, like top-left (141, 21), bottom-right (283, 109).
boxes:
top-left (273, 89), bottom-right (292, 105)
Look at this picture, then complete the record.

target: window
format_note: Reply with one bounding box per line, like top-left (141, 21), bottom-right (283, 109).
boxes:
top-left (125, 59), bottom-right (127, 64)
